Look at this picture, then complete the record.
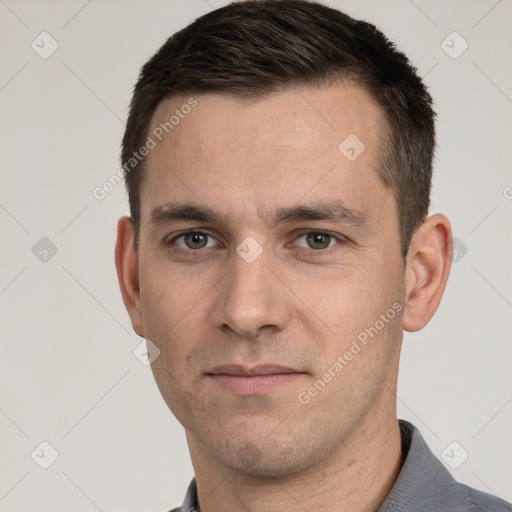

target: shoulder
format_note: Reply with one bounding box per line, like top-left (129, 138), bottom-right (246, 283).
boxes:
top-left (464, 485), bottom-right (512, 512)
top-left (378, 421), bottom-right (512, 512)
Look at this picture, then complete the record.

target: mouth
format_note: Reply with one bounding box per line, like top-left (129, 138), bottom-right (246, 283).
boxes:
top-left (206, 364), bottom-right (307, 394)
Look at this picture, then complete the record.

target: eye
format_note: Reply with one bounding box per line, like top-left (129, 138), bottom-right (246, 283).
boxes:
top-left (294, 231), bottom-right (341, 250)
top-left (172, 230), bottom-right (219, 250)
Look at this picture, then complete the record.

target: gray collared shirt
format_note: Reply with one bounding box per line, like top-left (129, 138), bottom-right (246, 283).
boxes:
top-left (169, 420), bottom-right (512, 511)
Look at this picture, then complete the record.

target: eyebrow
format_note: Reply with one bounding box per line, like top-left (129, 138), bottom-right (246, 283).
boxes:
top-left (270, 202), bottom-right (369, 230)
top-left (149, 200), bottom-right (370, 231)
top-left (150, 203), bottom-right (219, 226)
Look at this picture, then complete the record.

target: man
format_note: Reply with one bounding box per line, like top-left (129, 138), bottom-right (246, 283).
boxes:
top-left (115, 1), bottom-right (512, 510)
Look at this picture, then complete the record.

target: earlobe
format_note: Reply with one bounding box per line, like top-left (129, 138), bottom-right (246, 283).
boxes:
top-left (402, 214), bottom-right (452, 332)
top-left (115, 217), bottom-right (145, 337)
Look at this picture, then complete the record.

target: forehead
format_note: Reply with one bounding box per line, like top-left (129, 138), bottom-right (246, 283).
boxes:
top-left (141, 85), bottom-right (391, 228)
top-left (149, 84), bottom-right (382, 154)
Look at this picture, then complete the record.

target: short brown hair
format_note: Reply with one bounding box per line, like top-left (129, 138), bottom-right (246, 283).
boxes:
top-left (122, 0), bottom-right (435, 256)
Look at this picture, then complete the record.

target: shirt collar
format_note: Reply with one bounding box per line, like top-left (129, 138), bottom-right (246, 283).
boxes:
top-left (378, 420), bottom-right (461, 511)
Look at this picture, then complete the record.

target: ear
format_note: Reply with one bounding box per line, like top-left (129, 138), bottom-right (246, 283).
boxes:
top-left (115, 216), bottom-right (144, 337)
top-left (402, 214), bottom-right (452, 332)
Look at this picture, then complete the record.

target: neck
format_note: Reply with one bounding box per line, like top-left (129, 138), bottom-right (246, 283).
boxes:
top-left (187, 407), bottom-right (403, 512)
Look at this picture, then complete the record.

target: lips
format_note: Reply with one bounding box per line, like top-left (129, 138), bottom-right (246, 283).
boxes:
top-left (208, 364), bottom-right (300, 376)
top-left (207, 364), bottom-right (307, 394)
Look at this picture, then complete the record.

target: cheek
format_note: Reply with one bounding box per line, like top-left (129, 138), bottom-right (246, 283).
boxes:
top-left (140, 270), bottom-right (201, 359)
top-left (139, 259), bottom-right (226, 378)
top-left (140, 256), bottom-right (213, 326)
top-left (141, 276), bottom-right (207, 425)
top-left (289, 256), bottom-right (403, 348)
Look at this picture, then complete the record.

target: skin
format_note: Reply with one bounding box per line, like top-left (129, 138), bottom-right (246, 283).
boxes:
top-left (116, 85), bottom-right (452, 512)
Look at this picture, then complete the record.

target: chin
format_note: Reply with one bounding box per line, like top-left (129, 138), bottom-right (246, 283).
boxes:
top-left (197, 418), bottom-right (333, 478)
top-left (216, 440), bottom-right (330, 478)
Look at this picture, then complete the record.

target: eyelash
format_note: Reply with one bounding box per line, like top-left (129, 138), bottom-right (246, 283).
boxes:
top-left (166, 229), bottom-right (346, 253)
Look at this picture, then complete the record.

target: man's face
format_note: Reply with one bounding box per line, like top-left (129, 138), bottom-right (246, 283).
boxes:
top-left (136, 85), bottom-right (406, 476)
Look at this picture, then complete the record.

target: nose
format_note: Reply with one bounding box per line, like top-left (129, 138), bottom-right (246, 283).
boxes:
top-left (211, 246), bottom-right (290, 339)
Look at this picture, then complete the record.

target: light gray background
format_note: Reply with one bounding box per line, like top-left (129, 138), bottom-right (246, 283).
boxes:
top-left (1, 0), bottom-right (511, 510)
